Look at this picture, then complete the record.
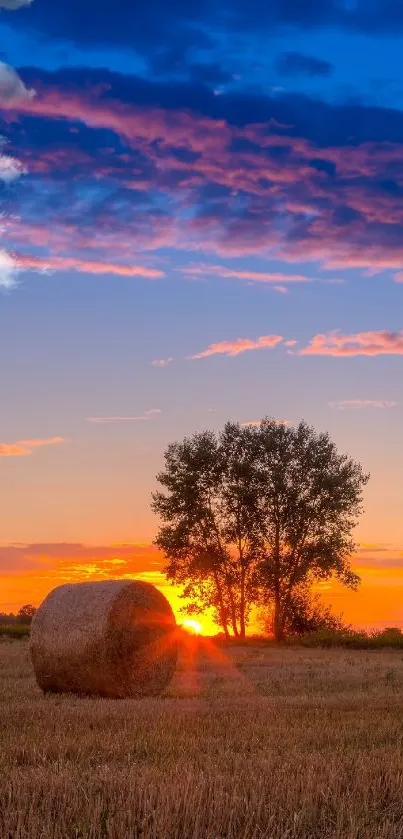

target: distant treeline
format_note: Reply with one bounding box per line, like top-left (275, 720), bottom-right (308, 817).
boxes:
top-left (0, 604), bottom-right (36, 625)
top-left (214, 627), bottom-right (403, 649)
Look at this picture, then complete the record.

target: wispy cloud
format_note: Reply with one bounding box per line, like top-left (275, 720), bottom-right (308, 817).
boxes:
top-left (18, 254), bottom-right (164, 279)
top-left (87, 417), bottom-right (149, 424)
top-left (181, 264), bottom-right (314, 284)
top-left (300, 331), bottom-right (403, 357)
top-left (330, 399), bottom-right (397, 410)
top-left (152, 357), bottom-right (173, 367)
top-left (0, 437), bottom-right (65, 457)
top-left (87, 410), bottom-right (161, 424)
top-left (241, 419), bottom-right (290, 427)
top-left (189, 335), bottom-right (284, 359)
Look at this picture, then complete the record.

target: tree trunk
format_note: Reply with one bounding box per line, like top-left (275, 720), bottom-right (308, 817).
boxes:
top-left (273, 594), bottom-right (285, 642)
top-left (222, 619), bottom-right (230, 640)
top-left (224, 577), bottom-right (239, 637)
top-left (229, 586), bottom-right (239, 637)
top-left (213, 570), bottom-right (230, 638)
top-left (240, 567), bottom-right (246, 639)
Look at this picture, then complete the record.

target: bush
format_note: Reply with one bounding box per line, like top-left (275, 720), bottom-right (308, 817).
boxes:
top-left (0, 623), bottom-right (30, 640)
top-left (289, 628), bottom-right (403, 649)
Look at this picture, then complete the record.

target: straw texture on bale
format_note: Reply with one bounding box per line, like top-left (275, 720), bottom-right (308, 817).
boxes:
top-left (30, 580), bottom-right (178, 698)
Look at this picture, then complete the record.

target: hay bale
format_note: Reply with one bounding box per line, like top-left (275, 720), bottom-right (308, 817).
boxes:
top-left (30, 580), bottom-right (177, 698)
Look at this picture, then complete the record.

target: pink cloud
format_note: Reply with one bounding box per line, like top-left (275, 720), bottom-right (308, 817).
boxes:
top-left (6, 79), bottom-right (403, 277)
top-left (181, 264), bottom-right (314, 284)
top-left (189, 335), bottom-right (284, 359)
top-left (0, 437), bottom-right (65, 457)
top-left (300, 331), bottom-right (403, 357)
top-left (18, 254), bottom-right (164, 279)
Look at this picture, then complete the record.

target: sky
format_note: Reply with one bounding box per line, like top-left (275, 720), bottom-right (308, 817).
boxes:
top-left (0, 0), bottom-right (403, 631)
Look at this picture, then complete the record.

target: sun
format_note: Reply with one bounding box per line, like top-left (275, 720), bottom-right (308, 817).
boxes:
top-left (182, 618), bottom-right (203, 635)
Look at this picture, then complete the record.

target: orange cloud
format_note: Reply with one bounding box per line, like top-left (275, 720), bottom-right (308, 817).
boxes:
top-left (189, 335), bottom-right (284, 359)
top-left (0, 437), bottom-right (65, 457)
top-left (300, 330), bottom-right (403, 357)
top-left (18, 254), bottom-right (164, 279)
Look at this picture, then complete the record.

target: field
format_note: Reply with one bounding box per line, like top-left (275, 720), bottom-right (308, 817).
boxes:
top-left (3, 639), bottom-right (403, 838)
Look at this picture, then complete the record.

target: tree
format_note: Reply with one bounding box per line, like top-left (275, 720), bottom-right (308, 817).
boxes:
top-left (17, 604), bottom-right (36, 624)
top-left (250, 420), bottom-right (368, 640)
top-left (153, 419), bottom-right (369, 641)
top-left (152, 429), bottom-right (259, 638)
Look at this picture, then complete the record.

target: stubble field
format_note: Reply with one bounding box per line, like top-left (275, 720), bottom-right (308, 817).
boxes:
top-left (2, 638), bottom-right (403, 839)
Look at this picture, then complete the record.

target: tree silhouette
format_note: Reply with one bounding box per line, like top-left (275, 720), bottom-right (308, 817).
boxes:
top-left (17, 604), bottom-right (36, 624)
top-left (153, 419), bottom-right (369, 640)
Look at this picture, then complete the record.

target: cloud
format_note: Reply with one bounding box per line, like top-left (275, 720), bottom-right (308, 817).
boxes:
top-left (0, 62), bottom-right (35, 107)
top-left (189, 335), bottom-right (284, 359)
top-left (18, 254), bottom-right (164, 279)
top-left (275, 52), bottom-right (334, 78)
top-left (87, 417), bottom-right (149, 424)
top-left (7, 68), bottom-right (403, 275)
top-left (0, 249), bottom-right (20, 289)
top-left (0, 140), bottom-right (25, 183)
top-left (300, 331), bottom-right (403, 357)
top-left (0, 540), bottom-right (161, 577)
top-left (0, 0), bottom-right (32, 7)
top-left (152, 357), bottom-right (173, 367)
top-left (87, 410), bottom-right (161, 423)
top-left (0, 437), bottom-right (65, 457)
top-left (329, 399), bottom-right (397, 409)
top-left (241, 419), bottom-right (290, 427)
top-left (181, 265), bottom-right (314, 284)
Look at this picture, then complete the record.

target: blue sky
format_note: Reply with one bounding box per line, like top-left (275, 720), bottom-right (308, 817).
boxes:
top-left (0, 0), bottom-right (403, 620)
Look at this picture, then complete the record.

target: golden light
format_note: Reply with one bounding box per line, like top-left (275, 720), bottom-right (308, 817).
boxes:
top-left (182, 618), bottom-right (203, 635)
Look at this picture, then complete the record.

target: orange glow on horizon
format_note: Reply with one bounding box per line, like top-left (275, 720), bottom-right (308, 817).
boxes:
top-left (1, 541), bottom-right (403, 633)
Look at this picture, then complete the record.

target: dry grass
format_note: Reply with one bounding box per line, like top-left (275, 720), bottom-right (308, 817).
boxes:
top-left (2, 638), bottom-right (403, 838)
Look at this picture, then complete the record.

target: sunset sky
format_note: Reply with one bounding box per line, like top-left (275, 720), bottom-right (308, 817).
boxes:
top-left (1, 0), bottom-right (402, 631)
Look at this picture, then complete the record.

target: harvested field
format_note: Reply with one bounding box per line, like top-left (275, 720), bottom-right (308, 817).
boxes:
top-left (2, 638), bottom-right (403, 838)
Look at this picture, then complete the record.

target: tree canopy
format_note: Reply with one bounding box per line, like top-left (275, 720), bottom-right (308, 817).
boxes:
top-left (152, 419), bottom-right (369, 639)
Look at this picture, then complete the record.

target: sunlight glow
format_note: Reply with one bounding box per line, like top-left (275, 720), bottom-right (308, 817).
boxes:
top-left (182, 618), bottom-right (203, 635)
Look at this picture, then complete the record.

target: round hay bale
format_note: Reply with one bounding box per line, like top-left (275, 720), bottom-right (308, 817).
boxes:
top-left (30, 580), bottom-right (178, 698)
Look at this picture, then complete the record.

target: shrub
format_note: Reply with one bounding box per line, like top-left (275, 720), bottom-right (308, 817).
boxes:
top-left (290, 628), bottom-right (403, 649)
top-left (0, 623), bottom-right (30, 640)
